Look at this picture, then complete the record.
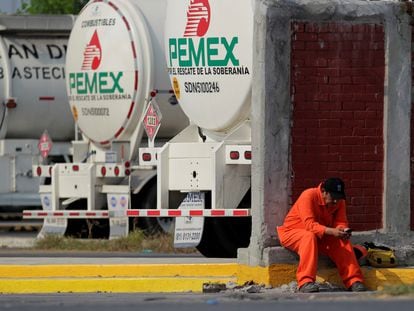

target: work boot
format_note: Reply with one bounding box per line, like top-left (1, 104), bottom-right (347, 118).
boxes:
top-left (349, 281), bottom-right (367, 292)
top-left (298, 282), bottom-right (319, 293)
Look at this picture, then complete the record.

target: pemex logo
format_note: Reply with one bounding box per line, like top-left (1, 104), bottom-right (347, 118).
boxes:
top-left (168, 0), bottom-right (240, 68)
top-left (81, 30), bottom-right (102, 70)
top-left (69, 29), bottom-right (124, 96)
top-left (184, 0), bottom-right (210, 37)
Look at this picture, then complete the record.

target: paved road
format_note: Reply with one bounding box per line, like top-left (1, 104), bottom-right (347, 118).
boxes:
top-left (0, 292), bottom-right (413, 311)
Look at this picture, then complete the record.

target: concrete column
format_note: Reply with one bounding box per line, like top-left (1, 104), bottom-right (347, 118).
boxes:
top-left (383, 7), bottom-right (411, 233)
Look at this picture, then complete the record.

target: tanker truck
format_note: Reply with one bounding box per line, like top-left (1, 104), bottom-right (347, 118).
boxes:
top-left (24, 0), bottom-right (253, 258)
top-left (0, 15), bottom-right (75, 228)
top-left (24, 0), bottom-right (189, 238)
top-left (149, 0), bottom-right (254, 257)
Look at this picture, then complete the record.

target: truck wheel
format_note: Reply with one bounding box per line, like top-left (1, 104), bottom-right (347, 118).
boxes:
top-left (65, 199), bottom-right (109, 239)
top-left (196, 190), bottom-right (251, 258)
top-left (131, 182), bottom-right (174, 235)
top-left (196, 217), bottom-right (232, 257)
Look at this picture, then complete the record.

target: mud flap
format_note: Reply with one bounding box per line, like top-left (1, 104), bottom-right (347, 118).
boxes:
top-left (37, 193), bottom-right (67, 239)
top-left (174, 192), bottom-right (205, 248)
top-left (107, 193), bottom-right (130, 239)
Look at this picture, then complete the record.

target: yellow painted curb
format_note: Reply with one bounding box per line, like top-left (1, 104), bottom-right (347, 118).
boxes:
top-left (0, 277), bottom-right (234, 294)
top-left (1, 263), bottom-right (414, 293)
top-left (238, 264), bottom-right (414, 290)
top-left (237, 264), bottom-right (297, 286)
top-left (0, 263), bottom-right (238, 278)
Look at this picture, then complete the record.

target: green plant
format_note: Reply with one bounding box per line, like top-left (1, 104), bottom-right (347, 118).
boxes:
top-left (34, 230), bottom-right (198, 254)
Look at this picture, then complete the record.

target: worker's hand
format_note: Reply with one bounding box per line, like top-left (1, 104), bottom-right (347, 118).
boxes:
top-left (325, 227), bottom-right (350, 239)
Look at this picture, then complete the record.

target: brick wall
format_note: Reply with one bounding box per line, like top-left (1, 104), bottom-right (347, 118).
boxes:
top-left (290, 22), bottom-right (385, 231)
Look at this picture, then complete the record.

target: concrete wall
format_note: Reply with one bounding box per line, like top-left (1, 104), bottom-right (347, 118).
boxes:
top-left (239, 0), bottom-right (413, 267)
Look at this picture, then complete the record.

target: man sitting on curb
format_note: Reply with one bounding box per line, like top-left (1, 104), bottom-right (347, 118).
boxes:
top-left (277, 177), bottom-right (367, 293)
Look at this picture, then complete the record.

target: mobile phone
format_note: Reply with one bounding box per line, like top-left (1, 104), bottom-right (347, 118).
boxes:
top-left (344, 228), bottom-right (353, 233)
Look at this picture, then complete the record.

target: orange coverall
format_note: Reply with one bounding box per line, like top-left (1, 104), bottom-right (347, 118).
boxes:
top-left (277, 184), bottom-right (364, 289)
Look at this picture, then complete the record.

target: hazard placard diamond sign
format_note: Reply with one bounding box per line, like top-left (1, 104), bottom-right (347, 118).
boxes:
top-left (38, 130), bottom-right (53, 159)
top-left (143, 100), bottom-right (162, 141)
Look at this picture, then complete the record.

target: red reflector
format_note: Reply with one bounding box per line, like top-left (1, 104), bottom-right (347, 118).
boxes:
top-left (150, 90), bottom-right (157, 98)
top-left (36, 166), bottom-right (42, 176)
top-left (230, 151), bottom-right (240, 160)
top-left (114, 166), bottom-right (120, 176)
top-left (6, 98), bottom-right (17, 109)
top-left (142, 153), bottom-right (152, 162)
top-left (101, 166), bottom-right (107, 176)
top-left (244, 151), bottom-right (252, 160)
top-left (72, 165), bottom-right (79, 171)
top-left (125, 169), bottom-right (131, 176)
top-left (124, 161), bottom-right (131, 168)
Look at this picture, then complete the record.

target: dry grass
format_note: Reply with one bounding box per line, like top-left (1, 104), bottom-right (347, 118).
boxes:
top-left (34, 230), bottom-right (198, 254)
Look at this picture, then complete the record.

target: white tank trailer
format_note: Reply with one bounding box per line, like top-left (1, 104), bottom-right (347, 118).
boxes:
top-left (24, 0), bottom-right (253, 258)
top-left (0, 15), bottom-right (75, 225)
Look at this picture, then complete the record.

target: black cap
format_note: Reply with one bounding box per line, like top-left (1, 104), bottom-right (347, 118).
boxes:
top-left (323, 177), bottom-right (346, 200)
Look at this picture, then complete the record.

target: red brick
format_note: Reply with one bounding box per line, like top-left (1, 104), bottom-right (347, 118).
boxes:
top-left (305, 23), bottom-right (320, 33)
top-left (330, 93), bottom-right (354, 102)
top-left (353, 93), bottom-right (382, 102)
top-left (341, 136), bottom-right (364, 145)
top-left (364, 136), bottom-right (383, 144)
top-left (328, 58), bottom-right (352, 67)
top-left (327, 162), bottom-right (352, 171)
top-left (319, 119), bottom-right (341, 128)
top-left (342, 101), bottom-right (365, 111)
top-left (292, 41), bottom-right (305, 50)
top-left (341, 119), bottom-right (365, 128)
top-left (363, 153), bottom-right (383, 161)
top-left (375, 24), bottom-right (384, 33)
top-left (318, 102), bottom-right (342, 111)
top-left (292, 22), bottom-right (305, 33)
top-left (330, 111), bottom-right (354, 120)
top-left (294, 32), bottom-right (318, 41)
top-left (342, 84), bottom-right (366, 93)
top-left (353, 128), bottom-right (381, 136)
top-left (307, 93), bottom-right (330, 101)
top-left (341, 153), bottom-right (364, 162)
top-left (354, 111), bottom-right (379, 120)
top-left (317, 68), bottom-right (341, 77)
top-left (294, 119), bottom-right (319, 128)
top-left (319, 84), bottom-right (341, 93)
top-left (342, 32), bottom-right (366, 41)
top-left (329, 76), bottom-right (352, 84)
top-left (305, 57), bottom-right (328, 67)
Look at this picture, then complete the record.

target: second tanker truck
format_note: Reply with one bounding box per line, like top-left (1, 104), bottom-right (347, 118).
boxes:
top-left (0, 15), bottom-right (75, 229)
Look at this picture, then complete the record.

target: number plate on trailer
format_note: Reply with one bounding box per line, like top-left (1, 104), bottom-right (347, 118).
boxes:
top-left (174, 192), bottom-right (205, 248)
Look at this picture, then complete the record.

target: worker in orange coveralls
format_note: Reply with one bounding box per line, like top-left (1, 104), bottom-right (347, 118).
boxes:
top-left (277, 177), bottom-right (367, 293)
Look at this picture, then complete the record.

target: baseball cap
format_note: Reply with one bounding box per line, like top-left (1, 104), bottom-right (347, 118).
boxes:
top-left (323, 177), bottom-right (346, 200)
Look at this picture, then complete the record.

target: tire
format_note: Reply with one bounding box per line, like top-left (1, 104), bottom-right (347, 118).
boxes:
top-left (196, 190), bottom-right (252, 258)
top-left (64, 199), bottom-right (109, 239)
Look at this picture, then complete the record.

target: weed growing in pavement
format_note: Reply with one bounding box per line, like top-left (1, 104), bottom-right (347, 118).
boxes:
top-left (33, 230), bottom-right (198, 254)
top-left (381, 283), bottom-right (414, 296)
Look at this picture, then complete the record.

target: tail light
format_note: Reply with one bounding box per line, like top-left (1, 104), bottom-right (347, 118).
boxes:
top-left (230, 151), bottom-right (240, 160)
top-left (142, 153), bottom-right (152, 162)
